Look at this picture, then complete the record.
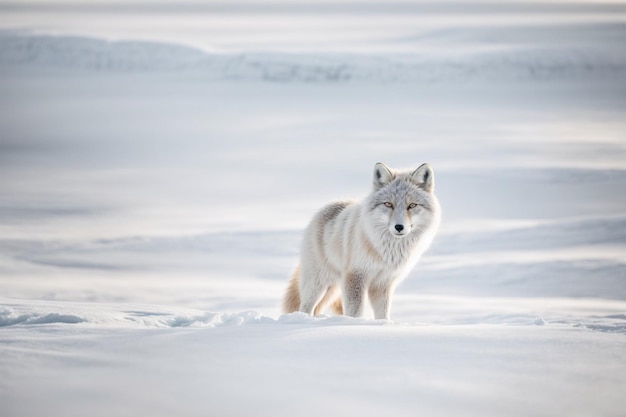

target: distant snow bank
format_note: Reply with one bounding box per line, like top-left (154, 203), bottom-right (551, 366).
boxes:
top-left (1, 32), bottom-right (625, 83)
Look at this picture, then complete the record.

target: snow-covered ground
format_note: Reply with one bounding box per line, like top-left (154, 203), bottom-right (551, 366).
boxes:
top-left (1, 1), bottom-right (625, 416)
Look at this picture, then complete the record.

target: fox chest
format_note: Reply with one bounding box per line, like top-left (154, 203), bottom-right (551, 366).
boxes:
top-left (323, 231), bottom-right (415, 280)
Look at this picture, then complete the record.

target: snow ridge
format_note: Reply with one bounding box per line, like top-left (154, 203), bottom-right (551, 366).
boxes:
top-left (0, 304), bottom-right (390, 329)
top-left (169, 311), bottom-right (392, 327)
top-left (2, 301), bottom-right (625, 333)
top-left (0, 308), bottom-right (86, 326)
top-left (1, 32), bottom-right (625, 83)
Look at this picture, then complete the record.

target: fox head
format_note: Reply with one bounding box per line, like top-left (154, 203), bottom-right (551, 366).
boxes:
top-left (367, 162), bottom-right (439, 238)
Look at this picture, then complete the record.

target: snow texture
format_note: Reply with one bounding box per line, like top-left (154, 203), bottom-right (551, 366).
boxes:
top-left (1, 1), bottom-right (626, 416)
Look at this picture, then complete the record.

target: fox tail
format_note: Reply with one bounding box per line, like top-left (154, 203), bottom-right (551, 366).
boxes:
top-left (282, 267), bottom-right (301, 313)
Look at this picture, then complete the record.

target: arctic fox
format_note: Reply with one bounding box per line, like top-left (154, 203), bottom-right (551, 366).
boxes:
top-left (283, 162), bottom-right (441, 320)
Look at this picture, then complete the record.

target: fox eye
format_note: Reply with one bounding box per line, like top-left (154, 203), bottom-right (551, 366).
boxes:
top-left (408, 203), bottom-right (418, 209)
top-left (383, 202), bottom-right (393, 208)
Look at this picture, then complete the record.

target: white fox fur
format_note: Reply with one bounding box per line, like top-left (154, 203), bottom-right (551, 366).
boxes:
top-left (283, 162), bottom-right (441, 320)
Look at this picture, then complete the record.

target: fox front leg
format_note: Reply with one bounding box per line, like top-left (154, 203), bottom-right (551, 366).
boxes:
top-left (342, 271), bottom-right (366, 317)
top-left (368, 283), bottom-right (394, 320)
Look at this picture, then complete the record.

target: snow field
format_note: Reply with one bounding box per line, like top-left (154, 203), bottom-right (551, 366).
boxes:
top-left (1, 1), bottom-right (626, 416)
top-left (2, 298), bottom-right (625, 417)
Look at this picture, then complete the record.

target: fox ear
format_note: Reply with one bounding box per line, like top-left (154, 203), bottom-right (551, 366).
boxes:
top-left (373, 162), bottom-right (395, 190)
top-left (411, 163), bottom-right (435, 192)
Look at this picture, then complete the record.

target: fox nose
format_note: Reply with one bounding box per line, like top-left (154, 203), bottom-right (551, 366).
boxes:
top-left (394, 224), bottom-right (404, 232)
